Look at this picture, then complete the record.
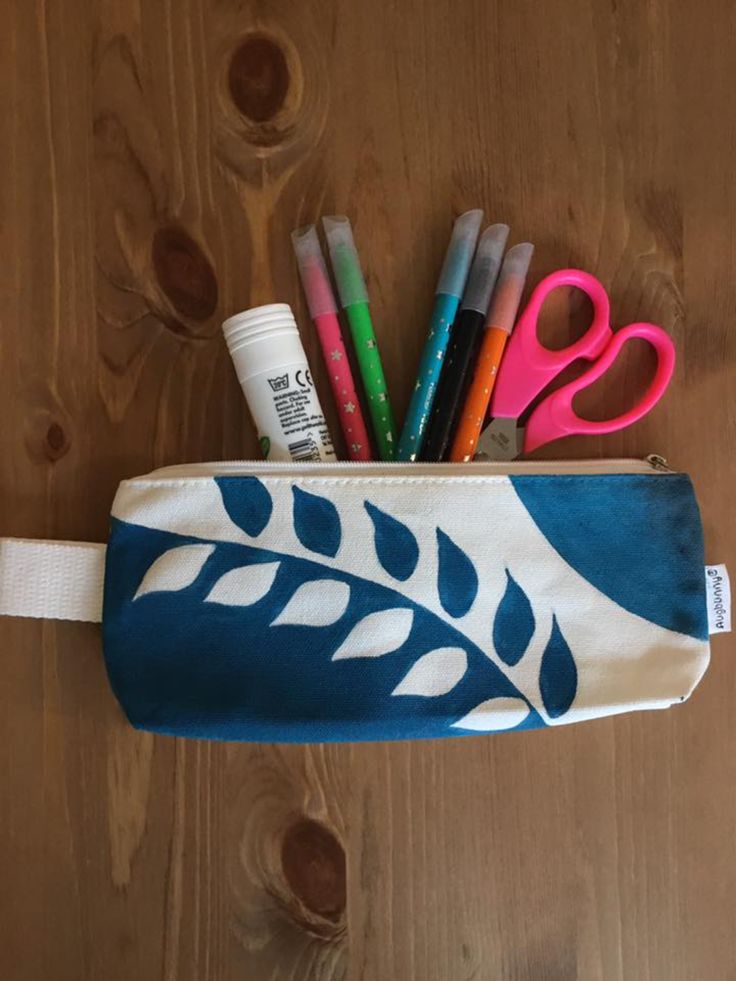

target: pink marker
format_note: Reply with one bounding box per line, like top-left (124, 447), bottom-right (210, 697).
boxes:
top-left (292, 226), bottom-right (373, 461)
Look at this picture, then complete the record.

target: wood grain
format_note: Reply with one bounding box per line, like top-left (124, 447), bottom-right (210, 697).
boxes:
top-left (1, 0), bottom-right (735, 979)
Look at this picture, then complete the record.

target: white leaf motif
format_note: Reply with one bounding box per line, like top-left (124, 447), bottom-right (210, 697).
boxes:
top-left (271, 579), bottom-right (350, 627)
top-left (134, 544), bottom-right (214, 600)
top-left (451, 697), bottom-right (530, 732)
top-left (205, 562), bottom-right (280, 606)
top-left (332, 608), bottom-right (413, 660)
top-left (392, 647), bottom-right (467, 697)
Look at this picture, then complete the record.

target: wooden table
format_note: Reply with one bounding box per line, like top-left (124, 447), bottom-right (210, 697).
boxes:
top-left (2, 1), bottom-right (735, 978)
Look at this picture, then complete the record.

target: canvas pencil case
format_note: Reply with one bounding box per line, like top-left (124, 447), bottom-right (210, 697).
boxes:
top-left (0, 456), bottom-right (712, 742)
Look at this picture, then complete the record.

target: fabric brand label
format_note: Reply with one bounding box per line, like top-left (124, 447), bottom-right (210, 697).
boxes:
top-left (705, 565), bottom-right (731, 634)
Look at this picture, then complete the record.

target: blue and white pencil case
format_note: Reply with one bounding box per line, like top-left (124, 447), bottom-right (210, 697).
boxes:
top-left (0, 457), bottom-right (712, 742)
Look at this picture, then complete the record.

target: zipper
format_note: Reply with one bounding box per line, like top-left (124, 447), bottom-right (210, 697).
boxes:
top-left (139, 455), bottom-right (674, 480)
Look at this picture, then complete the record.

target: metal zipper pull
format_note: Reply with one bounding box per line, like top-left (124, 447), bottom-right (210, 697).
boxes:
top-left (646, 454), bottom-right (672, 472)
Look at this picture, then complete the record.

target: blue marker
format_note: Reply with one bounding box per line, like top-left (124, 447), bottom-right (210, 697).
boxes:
top-left (398, 209), bottom-right (483, 461)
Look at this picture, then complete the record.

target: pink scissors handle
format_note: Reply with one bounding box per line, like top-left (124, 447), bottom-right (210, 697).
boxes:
top-left (523, 322), bottom-right (676, 453)
top-left (490, 269), bottom-right (613, 419)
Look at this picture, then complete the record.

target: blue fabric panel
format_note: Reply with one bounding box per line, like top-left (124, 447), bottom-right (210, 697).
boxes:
top-left (509, 474), bottom-right (707, 640)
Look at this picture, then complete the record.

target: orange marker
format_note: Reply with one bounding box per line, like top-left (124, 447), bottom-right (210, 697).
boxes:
top-left (449, 243), bottom-right (534, 462)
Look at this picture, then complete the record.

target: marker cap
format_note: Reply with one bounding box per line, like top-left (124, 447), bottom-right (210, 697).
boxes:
top-left (291, 226), bottom-right (338, 319)
top-left (436, 209), bottom-right (484, 298)
top-left (460, 223), bottom-right (510, 314)
top-left (486, 243), bottom-right (534, 333)
top-left (322, 215), bottom-right (369, 307)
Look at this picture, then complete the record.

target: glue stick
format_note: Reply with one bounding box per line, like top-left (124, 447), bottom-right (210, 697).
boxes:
top-left (223, 304), bottom-right (337, 461)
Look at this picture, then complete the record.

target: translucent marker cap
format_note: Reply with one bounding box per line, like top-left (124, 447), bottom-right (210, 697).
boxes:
top-left (436, 209), bottom-right (484, 298)
top-left (459, 223), bottom-right (510, 314)
top-left (486, 243), bottom-right (534, 334)
top-left (291, 225), bottom-right (338, 319)
top-left (322, 215), bottom-right (368, 307)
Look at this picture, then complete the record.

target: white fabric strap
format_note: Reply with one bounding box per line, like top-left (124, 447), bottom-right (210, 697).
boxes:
top-left (0, 538), bottom-right (105, 622)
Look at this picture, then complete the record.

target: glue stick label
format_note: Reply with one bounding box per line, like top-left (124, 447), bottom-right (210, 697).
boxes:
top-left (248, 364), bottom-right (336, 462)
top-left (223, 303), bottom-right (338, 463)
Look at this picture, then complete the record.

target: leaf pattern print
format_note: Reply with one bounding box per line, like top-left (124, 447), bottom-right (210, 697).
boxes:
top-left (493, 570), bottom-right (535, 666)
top-left (452, 697), bottom-right (531, 732)
top-left (133, 544), bottom-right (214, 599)
top-left (332, 608), bottom-right (413, 660)
top-left (364, 501), bottom-right (419, 581)
top-left (107, 476), bottom-right (579, 742)
top-left (392, 647), bottom-right (467, 697)
top-left (271, 579), bottom-right (350, 627)
top-left (217, 476), bottom-right (272, 537)
top-left (436, 529), bottom-right (478, 618)
top-left (539, 615), bottom-right (578, 718)
top-left (205, 562), bottom-right (280, 606)
top-left (292, 486), bottom-right (341, 557)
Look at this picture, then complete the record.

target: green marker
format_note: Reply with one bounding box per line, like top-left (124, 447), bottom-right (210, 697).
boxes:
top-left (323, 215), bottom-right (398, 461)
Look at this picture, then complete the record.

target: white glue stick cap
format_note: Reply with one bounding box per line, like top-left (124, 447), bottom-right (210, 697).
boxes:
top-left (222, 304), bottom-right (307, 383)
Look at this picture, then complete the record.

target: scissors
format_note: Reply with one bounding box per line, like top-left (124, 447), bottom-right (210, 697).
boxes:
top-left (475, 269), bottom-right (676, 461)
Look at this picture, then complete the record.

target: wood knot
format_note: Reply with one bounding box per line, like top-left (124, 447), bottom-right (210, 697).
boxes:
top-left (214, 21), bottom-right (327, 181)
top-left (280, 819), bottom-right (346, 922)
top-left (221, 30), bottom-right (307, 151)
top-left (45, 422), bottom-right (69, 462)
top-left (151, 226), bottom-right (218, 322)
top-left (229, 34), bottom-right (290, 125)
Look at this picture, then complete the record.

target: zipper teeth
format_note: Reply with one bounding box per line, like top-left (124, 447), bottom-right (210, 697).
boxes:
top-left (139, 456), bottom-right (673, 480)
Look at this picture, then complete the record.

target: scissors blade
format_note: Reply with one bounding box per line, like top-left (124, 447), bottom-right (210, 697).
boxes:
top-left (474, 417), bottom-right (523, 461)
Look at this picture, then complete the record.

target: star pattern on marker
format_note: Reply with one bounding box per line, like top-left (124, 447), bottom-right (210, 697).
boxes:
top-left (378, 392), bottom-right (387, 402)
top-left (436, 351), bottom-right (443, 360)
top-left (330, 350), bottom-right (343, 361)
top-left (366, 339), bottom-right (376, 349)
top-left (344, 401), bottom-right (356, 413)
top-left (386, 432), bottom-right (393, 442)
top-left (351, 443), bottom-right (362, 453)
